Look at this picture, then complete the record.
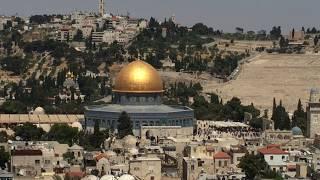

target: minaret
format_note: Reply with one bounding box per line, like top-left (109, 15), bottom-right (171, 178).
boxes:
top-left (99, 0), bottom-right (105, 17)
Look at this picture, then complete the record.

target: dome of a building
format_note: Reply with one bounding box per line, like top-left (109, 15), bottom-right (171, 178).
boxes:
top-left (100, 175), bottom-right (116, 180)
top-left (71, 122), bottom-right (83, 131)
top-left (34, 106), bottom-right (45, 114)
top-left (128, 148), bottom-right (139, 155)
top-left (113, 60), bottom-right (163, 93)
top-left (118, 174), bottom-right (135, 180)
top-left (123, 135), bottom-right (137, 148)
top-left (292, 126), bottom-right (303, 136)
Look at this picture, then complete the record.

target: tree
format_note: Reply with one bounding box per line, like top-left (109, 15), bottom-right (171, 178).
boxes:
top-left (279, 36), bottom-right (288, 48)
top-left (271, 97), bottom-right (277, 120)
top-left (0, 56), bottom-right (29, 75)
top-left (46, 124), bottom-right (78, 145)
top-left (210, 93), bottom-right (220, 104)
top-left (14, 123), bottom-right (45, 141)
top-left (273, 101), bottom-right (291, 130)
top-left (73, 29), bottom-right (84, 42)
top-left (238, 153), bottom-right (267, 179)
top-left (63, 151), bottom-right (75, 163)
top-left (292, 99), bottom-right (307, 135)
top-left (0, 131), bottom-right (8, 143)
top-left (270, 26), bottom-right (281, 40)
top-left (314, 36), bottom-right (319, 46)
top-left (0, 100), bottom-right (27, 114)
top-left (291, 28), bottom-right (295, 39)
top-left (0, 148), bottom-right (9, 170)
top-left (117, 111), bottom-right (133, 139)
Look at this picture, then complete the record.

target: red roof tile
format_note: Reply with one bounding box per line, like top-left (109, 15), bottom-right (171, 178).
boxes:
top-left (213, 151), bottom-right (231, 159)
top-left (258, 147), bottom-right (288, 155)
top-left (95, 153), bottom-right (107, 161)
top-left (267, 144), bottom-right (281, 148)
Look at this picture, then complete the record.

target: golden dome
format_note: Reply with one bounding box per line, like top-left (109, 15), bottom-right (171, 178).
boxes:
top-left (113, 60), bottom-right (164, 93)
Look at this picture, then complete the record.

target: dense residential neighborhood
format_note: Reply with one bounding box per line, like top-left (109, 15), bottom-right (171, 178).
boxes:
top-left (2, 0), bottom-right (320, 180)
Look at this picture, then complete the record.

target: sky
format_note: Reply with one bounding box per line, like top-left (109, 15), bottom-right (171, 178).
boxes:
top-left (0, 0), bottom-right (319, 32)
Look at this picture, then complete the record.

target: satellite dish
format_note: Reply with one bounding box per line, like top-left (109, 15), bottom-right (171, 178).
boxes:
top-left (15, 136), bottom-right (21, 141)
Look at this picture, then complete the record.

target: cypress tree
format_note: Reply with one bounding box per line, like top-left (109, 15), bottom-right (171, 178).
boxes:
top-left (292, 99), bottom-right (307, 135)
top-left (271, 97), bottom-right (276, 120)
top-left (117, 111), bottom-right (133, 139)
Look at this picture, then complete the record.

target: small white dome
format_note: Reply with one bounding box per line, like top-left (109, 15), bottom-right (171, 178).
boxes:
top-left (118, 174), bottom-right (135, 180)
top-left (71, 122), bottom-right (83, 131)
top-left (128, 148), bottom-right (139, 155)
top-left (37, 124), bottom-right (51, 132)
top-left (100, 175), bottom-right (116, 180)
top-left (123, 135), bottom-right (137, 148)
top-left (34, 107), bottom-right (45, 114)
top-left (81, 175), bottom-right (98, 180)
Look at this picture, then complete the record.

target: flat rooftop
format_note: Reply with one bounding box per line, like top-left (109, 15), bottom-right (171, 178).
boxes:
top-left (0, 114), bottom-right (84, 124)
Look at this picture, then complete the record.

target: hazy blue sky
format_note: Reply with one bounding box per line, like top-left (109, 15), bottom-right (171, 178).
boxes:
top-left (0, 0), bottom-right (319, 32)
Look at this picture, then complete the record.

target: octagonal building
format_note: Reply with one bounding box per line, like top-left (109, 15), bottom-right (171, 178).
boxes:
top-left (84, 60), bottom-right (194, 138)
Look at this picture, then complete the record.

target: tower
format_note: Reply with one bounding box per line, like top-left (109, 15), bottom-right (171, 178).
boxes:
top-left (99, 0), bottom-right (105, 17)
top-left (307, 88), bottom-right (320, 138)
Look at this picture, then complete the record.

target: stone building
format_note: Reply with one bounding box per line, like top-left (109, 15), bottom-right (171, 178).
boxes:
top-left (68, 144), bottom-right (84, 165)
top-left (129, 157), bottom-right (161, 180)
top-left (11, 149), bottom-right (55, 177)
top-left (213, 151), bottom-right (232, 175)
top-left (258, 145), bottom-right (289, 172)
top-left (307, 88), bottom-right (320, 138)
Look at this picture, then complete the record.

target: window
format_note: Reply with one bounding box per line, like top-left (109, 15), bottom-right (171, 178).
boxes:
top-left (270, 156), bottom-right (273, 160)
top-left (224, 160), bottom-right (227, 167)
top-left (219, 160), bottom-right (222, 167)
top-left (78, 152), bottom-right (81, 157)
top-left (151, 177), bottom-right (155, 180)
top-left (134, 167), bottom-right (139, 171)
top-left (282, 156), bottom-right (285, 160)
top-left (191, 165), bottom-right (194, 170)
top-left (198, 160), bottom-right (204, 167)
top-left (35, 160), bottom-right (40, 165)
top-left (45, 160), bottom-right (50, 164)
top-left (149, 121), bottom-right (154, 126)
top-left (135, 121), bottom-right (140, 128)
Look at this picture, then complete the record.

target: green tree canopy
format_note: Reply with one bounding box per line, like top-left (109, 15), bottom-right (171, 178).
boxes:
top-left (238, 153), bottom-right (267, 179)
top-left (46, 124), bottom-right (78, 145)
top-left (0, 148), bottom-right (9, 170)
top-left (73, 29), bottom-right (84, 42)
top-left (292, 99), bottom-right (307, 135)
top-left (273, 101), bottom-right (291, 130)
top-left (14, 122), bottom-right (45, 141)
top-left (0, 131), bottom-right (8, 143)
top-left (117, 111), bottom-right (133, 139)
top-left (0, 100), bottom-right (27, 114)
